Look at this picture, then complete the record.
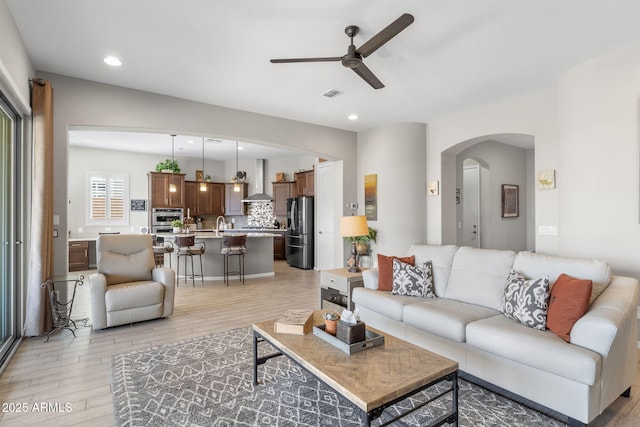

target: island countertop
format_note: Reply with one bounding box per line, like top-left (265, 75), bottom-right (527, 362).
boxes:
top-left (157, 232), bottom-right (275, 282)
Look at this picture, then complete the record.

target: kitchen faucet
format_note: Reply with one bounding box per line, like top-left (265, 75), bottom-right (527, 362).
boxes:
top-left (215, 216), bottom-right (225, 236)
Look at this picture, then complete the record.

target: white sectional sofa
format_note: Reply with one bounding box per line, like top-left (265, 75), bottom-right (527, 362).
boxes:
top-left (352, 245), bottom-right (638, 426)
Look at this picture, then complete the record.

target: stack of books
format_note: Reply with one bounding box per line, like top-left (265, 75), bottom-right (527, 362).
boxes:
top-left (274, 309), bottom-right (314, 335)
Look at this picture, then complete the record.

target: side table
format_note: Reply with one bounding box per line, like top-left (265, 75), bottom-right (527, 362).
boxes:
top-left (320, 267), bottom-right (365, 312)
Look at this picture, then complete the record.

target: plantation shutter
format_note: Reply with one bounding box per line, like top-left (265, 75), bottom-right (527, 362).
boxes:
top-left (90, 176), bottom-right (107, 221)
top-left (87, 172), bottom-right (129, 225)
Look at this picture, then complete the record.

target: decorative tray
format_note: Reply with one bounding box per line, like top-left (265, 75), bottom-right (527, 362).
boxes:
top-left (312, 324), bottom-right (384, 355)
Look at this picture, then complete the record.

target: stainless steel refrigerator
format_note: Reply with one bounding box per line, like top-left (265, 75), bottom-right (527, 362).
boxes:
top-left (286, 196), bottom-right (314, 269)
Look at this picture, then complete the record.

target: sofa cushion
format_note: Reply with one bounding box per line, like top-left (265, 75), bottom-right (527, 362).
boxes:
top-left (403, 299), bottom-right (500, 342)
top-left (503, 270), bottom-right (550, 330)
top-left (513, 251), bottom-right (611, 304)
top-left (444, 246), bottom-right (517, 311)
top-left (407, 245), bottom-right (458, 297)
top-left (547, 274), bottom-right (592, 342)
top-left (466, 315), bottom-right (601, 385)
top-left (392, 260), bottom-right (436, 298)
top-left (105, 281), bottom-right (165, 312)
top-left (352, 288), bottom-right (420, 322)
top-left (377, 254), bottom-right (415, 291)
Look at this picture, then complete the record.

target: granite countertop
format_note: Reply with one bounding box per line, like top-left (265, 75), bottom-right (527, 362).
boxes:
top-left (158, 232), bottom-right (275, 239)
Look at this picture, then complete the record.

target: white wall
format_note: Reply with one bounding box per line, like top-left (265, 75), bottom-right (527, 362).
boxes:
top-left (0, 0), bottom-right (32, 113)
top-left (556, 46), bottom-right (640, 278)
top-left (40, 72), bottom-right (357, 276)
top-left (455, 140), bottom-right (530, 251)
top-left (357, 122), bottom-right (427, 259)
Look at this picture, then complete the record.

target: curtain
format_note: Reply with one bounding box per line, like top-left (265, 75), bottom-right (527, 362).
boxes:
top-left (24, 78), bottom-right (54, 336)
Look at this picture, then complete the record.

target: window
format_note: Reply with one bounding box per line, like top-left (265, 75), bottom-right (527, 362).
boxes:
top-left (87, 172), bottom-right (129, 225)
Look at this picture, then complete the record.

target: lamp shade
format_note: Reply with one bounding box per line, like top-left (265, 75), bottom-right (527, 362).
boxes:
top-left (340, 215), bottom-right (369, 238)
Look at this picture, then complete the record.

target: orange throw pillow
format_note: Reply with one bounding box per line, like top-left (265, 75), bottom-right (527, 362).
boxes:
top-left (547, 273), bottom-right (592, 342)
top-left (377, 254), bottom-right (415, 291)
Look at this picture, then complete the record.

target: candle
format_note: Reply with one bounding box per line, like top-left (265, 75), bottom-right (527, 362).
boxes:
top-left (187, 208), bottom-right (190, 218)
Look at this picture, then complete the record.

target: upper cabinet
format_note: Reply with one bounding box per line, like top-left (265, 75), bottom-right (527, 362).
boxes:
top-left (224, 183), bottom-right (247, 215)
top-left (149, 172), bottom-right (185, 208)
top-left (272, 181), bottom-right (296, 216)
top-left (295, 169), bottom-right (314, 196)
top-left (185, 181), bottom-right (225, 216)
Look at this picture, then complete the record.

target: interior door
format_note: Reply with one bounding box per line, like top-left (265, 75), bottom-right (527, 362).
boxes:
top-left (315, 161), bottom-right (343, 270)
top-left (462, 164), bottom-right (480, 247)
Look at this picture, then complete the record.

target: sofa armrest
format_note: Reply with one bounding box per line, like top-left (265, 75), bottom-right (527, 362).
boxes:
top-left (362, 268), bottom-right (379, 290)
top-left (152, 267), bottom-right (175, 317)
top-left (88, 273), bottom-right (108, 330)
top-left (570, 275), bottom-right (638, 408)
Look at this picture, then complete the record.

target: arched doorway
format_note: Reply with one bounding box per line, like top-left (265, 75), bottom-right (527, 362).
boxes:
top-left (443, 133), bottom-right (535, 251)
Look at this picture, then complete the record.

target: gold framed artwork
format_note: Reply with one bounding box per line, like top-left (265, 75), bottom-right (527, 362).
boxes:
top-left (364, 174), bottom-right (377, 221)
top-left (195, 169), bottom-right (204, 182)
top-left (501, 184), bottom-right (519, 218)
top-left (536, 169), bottom-right (556, 190)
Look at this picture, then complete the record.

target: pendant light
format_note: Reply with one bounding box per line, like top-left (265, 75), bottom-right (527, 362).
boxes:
top-left (233, 140), bottom-right (241, 192)
top-left (200, 136), bottom-right (207, 192)
top-left (169, 134), bottom-right (177, 193)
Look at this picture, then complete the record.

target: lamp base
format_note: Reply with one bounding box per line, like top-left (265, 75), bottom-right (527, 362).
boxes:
top-left (346, 243), bottom-right (361, 273)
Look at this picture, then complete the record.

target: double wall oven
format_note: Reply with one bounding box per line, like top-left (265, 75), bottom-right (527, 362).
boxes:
top-left (151, 208), bottom-right (183, 234)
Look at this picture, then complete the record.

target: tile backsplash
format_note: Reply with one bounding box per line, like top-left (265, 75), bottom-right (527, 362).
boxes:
top-left (247, 201), bottom-right (277, 228)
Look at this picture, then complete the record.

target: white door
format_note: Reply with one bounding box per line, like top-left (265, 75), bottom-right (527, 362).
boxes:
top-left (315, 161), bottom-right (343, 270)
top-left (462, 164), bottom-right (480, 247)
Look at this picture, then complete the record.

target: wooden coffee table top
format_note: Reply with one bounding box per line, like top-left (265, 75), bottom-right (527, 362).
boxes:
top-left (253, 310), bottom-right (458, 412)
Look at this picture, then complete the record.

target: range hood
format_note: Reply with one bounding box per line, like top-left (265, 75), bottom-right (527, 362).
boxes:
top-left (242, 159), bottom-right (273, 202)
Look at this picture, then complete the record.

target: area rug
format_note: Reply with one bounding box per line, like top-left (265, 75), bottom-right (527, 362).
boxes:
top-left (111, 327), bottom-right (566, 426)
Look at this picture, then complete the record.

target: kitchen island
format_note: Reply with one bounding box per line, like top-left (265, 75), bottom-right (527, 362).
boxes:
top-left (159, 231), bottom-right (274, 281)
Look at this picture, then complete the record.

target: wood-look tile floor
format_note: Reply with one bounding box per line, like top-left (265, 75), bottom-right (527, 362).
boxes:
top-left (0, 261), bottom-right (638, 426)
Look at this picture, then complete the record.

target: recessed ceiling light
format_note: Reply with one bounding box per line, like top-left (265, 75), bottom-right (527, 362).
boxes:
top-left (186, 140), bottom-right (195, 144)
top-left (103, 56), bottom-right (122, 67)
top-left (348, 114), bottom-right (358, 121)
top-left (237, 146), bottom-right (245, 150)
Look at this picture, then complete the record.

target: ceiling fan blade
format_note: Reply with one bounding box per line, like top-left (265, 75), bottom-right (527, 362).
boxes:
top-left (270, 57), bottom-right (342, 63)
top-left (352, 62), bottom-right (384, 89)
top-left (356, 13), bottom-right (414, 58)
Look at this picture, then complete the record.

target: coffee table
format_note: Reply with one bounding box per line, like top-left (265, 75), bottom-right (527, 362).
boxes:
top-left (252, 311), bottom-right (458, 426)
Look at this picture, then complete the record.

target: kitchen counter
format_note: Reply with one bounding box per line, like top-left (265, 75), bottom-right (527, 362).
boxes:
top-left (159, 232), bottom-right (274, 281)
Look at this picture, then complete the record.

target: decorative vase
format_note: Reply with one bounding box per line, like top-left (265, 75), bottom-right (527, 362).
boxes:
top-left (324, 319), bottom-right (338, 336)
top-left (173, 227), bottom-right (181, 233)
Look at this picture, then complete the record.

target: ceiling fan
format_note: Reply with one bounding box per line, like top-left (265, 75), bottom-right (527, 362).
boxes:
top-left (270, 13), bottom-right (414, 89)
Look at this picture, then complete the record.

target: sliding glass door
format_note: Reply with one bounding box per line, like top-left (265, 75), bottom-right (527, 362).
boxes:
top-left (0, 93), bottom-right (19, 366)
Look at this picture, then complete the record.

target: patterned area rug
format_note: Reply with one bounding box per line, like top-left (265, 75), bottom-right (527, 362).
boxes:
top-left (111, 327), bottom-right (566, 426)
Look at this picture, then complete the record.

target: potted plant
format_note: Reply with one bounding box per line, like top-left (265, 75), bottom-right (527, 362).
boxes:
top-left (171, 219), bottom-right (183, 233)
top-left (344, 226), bottom-right (377, 253)
top-left (155, 159), bottom-right (181, 174)
top-left (322, 311), bottom-right (340, 336)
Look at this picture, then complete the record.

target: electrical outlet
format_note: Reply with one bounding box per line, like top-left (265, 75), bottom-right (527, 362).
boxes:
top-left (77, 227), bottom-right (83, 234)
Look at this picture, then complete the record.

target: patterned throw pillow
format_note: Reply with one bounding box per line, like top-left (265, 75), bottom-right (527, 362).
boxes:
top-left (503, 269), bottom-right (550, 330)
top-left (392, 259), bottom-right (436, 298)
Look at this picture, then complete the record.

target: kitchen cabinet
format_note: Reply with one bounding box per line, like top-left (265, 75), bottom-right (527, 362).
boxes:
top-left (272, 181), bottom-right (296, 216)
top-left (272, 230), bottom-right (286, 260)
top-left (210, 182), bottom-right (225, 217)
top-left (69, 240), bottom-right (89, 272)
top-left (149, 172), bottom-right (185, 208)
top-left (224, 183), bottom-right (247, 215)
top-left (294, 169), bottom-right (315, 196)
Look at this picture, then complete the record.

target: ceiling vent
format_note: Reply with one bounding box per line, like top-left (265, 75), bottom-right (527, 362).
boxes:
top-left (322, 89), bottom-right (342, 98)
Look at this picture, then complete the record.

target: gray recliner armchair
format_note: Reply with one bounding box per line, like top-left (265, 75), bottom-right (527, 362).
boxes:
top-left (89, 234), bottom-right (175, 330)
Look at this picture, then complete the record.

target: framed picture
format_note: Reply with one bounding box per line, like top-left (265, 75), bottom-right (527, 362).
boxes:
top-left (130, 199), bottom-right (147, 211)
top-left (501, 184), bottom-right (519, 218)
top-left (195, 170), bottom-right (204, 182)
top-left (427, 180), bottom-right (439, 196)
top-left (536, 169), bottom-right (556, 190)
top-left (364, 174), bottom-right (377, 221)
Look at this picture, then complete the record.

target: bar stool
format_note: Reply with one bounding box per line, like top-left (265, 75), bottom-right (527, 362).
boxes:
top-left (153, 241), bottom-right (174, 268)
top-left (221, 234), bottom-right (247, 285)
top-left (175, 235), bottom-right (206, 287)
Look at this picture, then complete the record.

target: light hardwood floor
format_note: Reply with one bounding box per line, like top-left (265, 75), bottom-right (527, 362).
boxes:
top-left (0, 261), bottom-right (638, 426)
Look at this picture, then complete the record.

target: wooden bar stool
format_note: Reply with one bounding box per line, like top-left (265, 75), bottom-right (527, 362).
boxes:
top-left (175, 235), bottom-right (206, 287)
top-left (221, 234), bottom-right (247, 285)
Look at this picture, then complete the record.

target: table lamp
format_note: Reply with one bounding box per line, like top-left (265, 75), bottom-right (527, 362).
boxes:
top-left (340, 215), bottom-right (369, 273)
